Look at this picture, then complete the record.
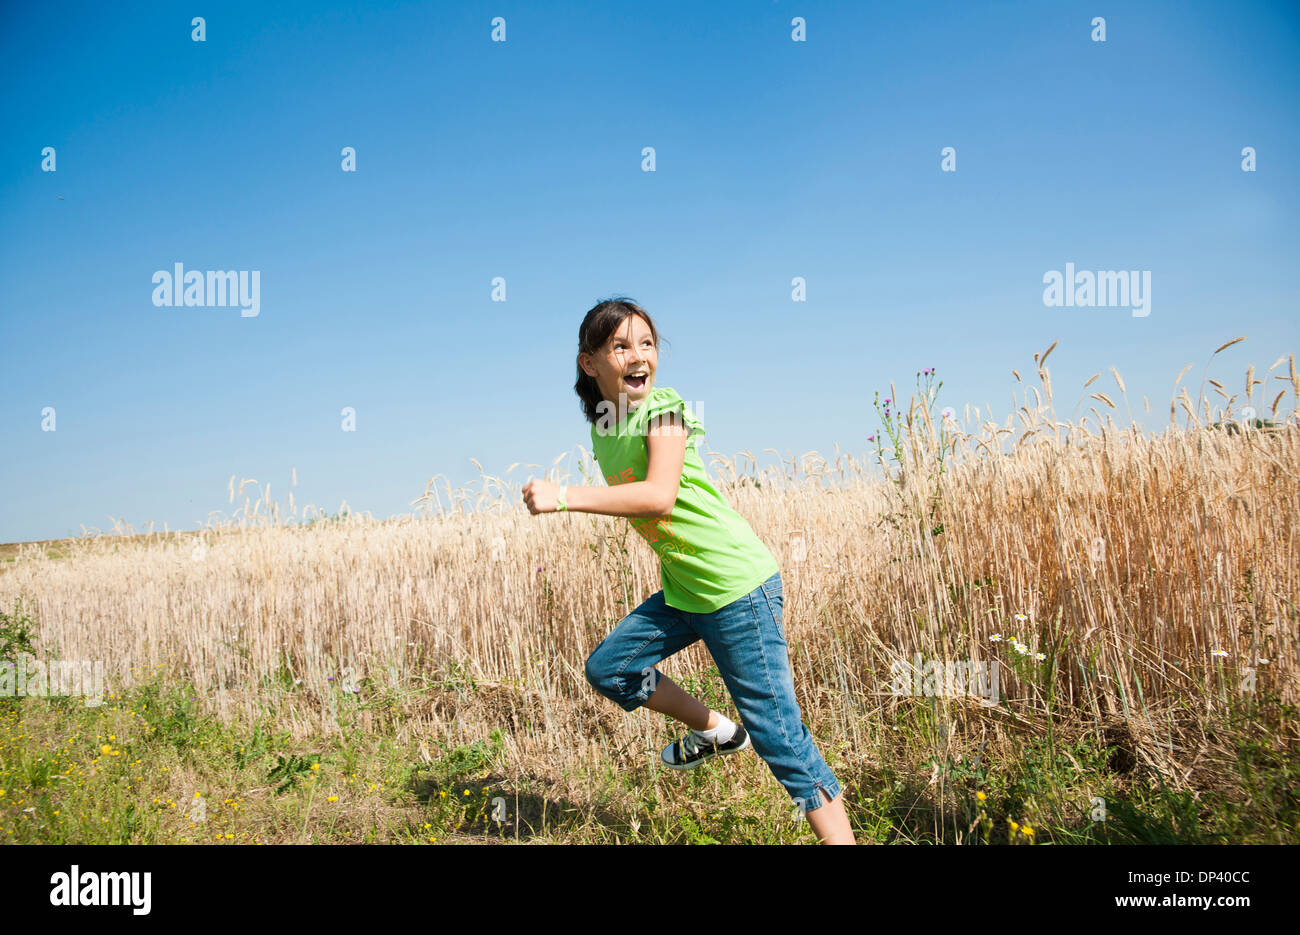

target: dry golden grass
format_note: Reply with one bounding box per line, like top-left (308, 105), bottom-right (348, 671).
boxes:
top-left (2, 347), bottom-right (1298, 824)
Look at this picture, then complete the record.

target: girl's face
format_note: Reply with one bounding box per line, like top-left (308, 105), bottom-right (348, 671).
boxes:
top-left (579, 313), bottom-right (658, 409)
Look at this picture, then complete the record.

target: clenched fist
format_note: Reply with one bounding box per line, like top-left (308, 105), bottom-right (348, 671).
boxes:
top-left (522, 479), bottom-right (564, 515)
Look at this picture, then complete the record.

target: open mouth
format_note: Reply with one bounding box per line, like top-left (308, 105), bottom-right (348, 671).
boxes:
top-left (623, 372), bottom-right (648, 390)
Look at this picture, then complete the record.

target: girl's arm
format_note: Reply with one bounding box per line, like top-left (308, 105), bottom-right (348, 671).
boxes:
top-left (566, 412), bottom-right (688, 519)
top-left (522, 414), bottom-right (688, 518)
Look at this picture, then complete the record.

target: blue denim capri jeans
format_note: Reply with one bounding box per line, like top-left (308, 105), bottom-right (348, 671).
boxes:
top-left (584, 572), bottom-right (843, 813)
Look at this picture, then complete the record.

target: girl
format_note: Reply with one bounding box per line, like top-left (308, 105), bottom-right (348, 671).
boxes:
top-left (522, 297), bottom-right (855, 845)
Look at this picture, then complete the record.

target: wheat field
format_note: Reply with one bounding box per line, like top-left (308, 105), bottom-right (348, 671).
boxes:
top-left (3, 345), bottom-right (1297, 843)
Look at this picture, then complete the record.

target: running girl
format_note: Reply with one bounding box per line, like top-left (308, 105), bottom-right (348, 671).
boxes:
top-left (522, 297), bottom-right (855, 844)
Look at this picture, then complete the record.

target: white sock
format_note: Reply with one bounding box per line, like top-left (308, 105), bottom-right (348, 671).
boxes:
top-left (694, 712), bottom-right (736, 743)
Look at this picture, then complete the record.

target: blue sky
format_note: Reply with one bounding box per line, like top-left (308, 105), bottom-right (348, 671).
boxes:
top-left (2, 0), bottom-right (1298, 543)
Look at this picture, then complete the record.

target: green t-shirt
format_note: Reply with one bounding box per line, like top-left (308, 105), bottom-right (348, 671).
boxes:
top-left (589, 386), bottom-right (779, 614)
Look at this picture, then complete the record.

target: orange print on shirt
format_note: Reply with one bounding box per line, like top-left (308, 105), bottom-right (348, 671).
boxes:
top-left (631, 514), bottom-right (674, 544)
top-left (605, 467), bottom-right (637, 485)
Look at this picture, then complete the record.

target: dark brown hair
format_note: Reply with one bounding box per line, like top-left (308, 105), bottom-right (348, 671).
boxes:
top-left (574, 297), bottom-right (665, 425)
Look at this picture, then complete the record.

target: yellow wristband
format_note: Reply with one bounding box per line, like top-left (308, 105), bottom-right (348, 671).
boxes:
top-left (557, 487), bottom-right (568, 512)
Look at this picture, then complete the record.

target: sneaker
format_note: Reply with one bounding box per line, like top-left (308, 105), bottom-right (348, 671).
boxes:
top-left (661, 723), bottom-right (751, 770)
